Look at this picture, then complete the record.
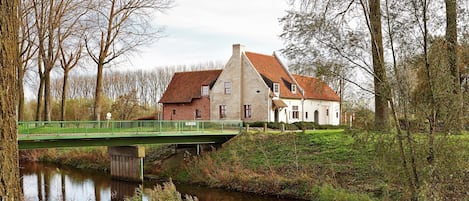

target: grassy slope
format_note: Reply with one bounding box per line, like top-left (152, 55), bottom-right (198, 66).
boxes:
top-left (175, 130), bottom-right (469, 201)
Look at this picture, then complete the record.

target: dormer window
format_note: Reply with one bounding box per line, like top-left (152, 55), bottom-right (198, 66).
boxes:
top-left (273, 83), bottom-right (280, 96)
top-left (291, 84), bottom-right (297, 94)
top-left (201, 85), bottom-right (209, 96)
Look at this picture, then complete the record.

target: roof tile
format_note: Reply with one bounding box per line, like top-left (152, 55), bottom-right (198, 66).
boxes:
top-left (293, 74), bottom-right (340, 101)
top-left (159, 70), bottom-right (222, 103)
top-left (245, 52), bottom-right (302, 99)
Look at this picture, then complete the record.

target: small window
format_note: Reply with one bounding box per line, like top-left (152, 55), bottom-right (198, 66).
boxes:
top-left (292, 105), bottom-right (299, 119)
top-left (224, 82), bottom-right (231, 94)
top-left (336, 112), bottom-right (339, 118)
top-left (326, 109), bottom-right (329, 116)
top-left (172, 109), bottom-right (176, 115)
top-left (195, 109), bottom-right (202, 119)
top-left (291, 84), bottom-right (297, 94)
top-left (219, 105), bottom-right (226, 119)
top-left (201, 85), bottom-right (209, 96)
top-left (244, 105), bottom-right (252, 119)
top-left (305, 112), bottom-right (309, 119)
top-left (273, 83), bottom-right (280, 95)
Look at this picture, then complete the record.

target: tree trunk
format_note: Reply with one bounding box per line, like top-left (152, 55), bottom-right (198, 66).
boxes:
top-left (445, 0), bottom-right (462, 132)
top-left (17, 66), bottom-right (25, 121)
top-left (35, 76), bottom-right (44, 121)
top-left (43, 70), bottom-right (52, 121)
top-left (94, 64), bottom-right (104, 121)
top-left (369, 0), bottom-right (390, 132)
top-left (0, 0), bottom-right (21, 198)
top-left (61, 68), bottom-right (70, 121)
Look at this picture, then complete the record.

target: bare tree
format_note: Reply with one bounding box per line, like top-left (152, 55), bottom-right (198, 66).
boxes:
top-left (280, 0), bottom-right (390, 131)
top-left (0, 0), bottom-right (21, 198)
top-left (18, 0), bottom-right (37, 121)
top-left (57, 0), bottom-right (88, 121)
top-left (84, 0), bottom-right (172, 120)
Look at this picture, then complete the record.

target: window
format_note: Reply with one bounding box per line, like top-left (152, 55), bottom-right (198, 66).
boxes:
top-left (201, 85), bottom-right (209, 96)
top-left (195, 109), bottom-right (202, 119)
top-left (219, 105), bottom-right (226, 118)
top-left (172, 109), bottom-right (176, 115)
top-left (273, 83), bottom-right (280, 95)
top-left (326, 109), bottom-right (329, 116)
top-left (305, 112), bottom-right (309, 119)
top-left (336, 112), bottom-right (339, 118)
top-left (292, 106), bottom-right (299, 119)
top-left (291, 84), bottom-right (297, 94)
top-left (224, 82), bottom-right (231, 94)
top-left (244, 105), bottom-right (252, 119)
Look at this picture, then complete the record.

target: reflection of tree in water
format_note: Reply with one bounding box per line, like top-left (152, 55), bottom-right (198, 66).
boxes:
top-left (20, 162), bottom-right (140, 201)
top-left (21, 162), bottom-right (300, 201)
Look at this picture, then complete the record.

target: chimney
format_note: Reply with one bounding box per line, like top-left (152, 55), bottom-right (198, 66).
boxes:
top-left (232, 44), bottom-right (245, 57)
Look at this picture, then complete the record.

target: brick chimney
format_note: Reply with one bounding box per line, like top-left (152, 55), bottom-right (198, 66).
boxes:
top-left (232, 44), bottom-right (245, 58)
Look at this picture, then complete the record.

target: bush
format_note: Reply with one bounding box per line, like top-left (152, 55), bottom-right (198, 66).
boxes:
top-left (312, 184), bottom-right (373, 201)
top-left (246, 121), bottom-right (346, 131)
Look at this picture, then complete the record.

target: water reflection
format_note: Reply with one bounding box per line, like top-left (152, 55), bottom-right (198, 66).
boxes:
top-left (20, 162), bottom-right (297, 201)
top-left (21, 162), bottom-right (113, 201)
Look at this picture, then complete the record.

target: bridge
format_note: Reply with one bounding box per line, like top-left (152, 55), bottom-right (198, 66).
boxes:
top-left (18, 120), bottom-right (243, 181)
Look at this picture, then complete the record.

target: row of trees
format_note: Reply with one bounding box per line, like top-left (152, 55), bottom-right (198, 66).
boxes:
top-left (280, 0), bottom-right (468, 199)
top-left (24, 63), bottom-right (224, 121)
top-left (17, 0), bottom-right (173, 122)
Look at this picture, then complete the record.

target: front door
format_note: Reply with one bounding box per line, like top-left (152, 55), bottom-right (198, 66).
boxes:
top-left (314, 110), bottom-right (319, 124)
top-left (274, 109), bottom-right (279, 123)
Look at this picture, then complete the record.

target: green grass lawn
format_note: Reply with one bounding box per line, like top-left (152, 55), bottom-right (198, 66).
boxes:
top-left (178, 129), bottom-right (469, 200)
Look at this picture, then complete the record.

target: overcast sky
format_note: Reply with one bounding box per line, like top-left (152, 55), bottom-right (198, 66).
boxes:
top-left (127, 0), bottom-right (290, 69)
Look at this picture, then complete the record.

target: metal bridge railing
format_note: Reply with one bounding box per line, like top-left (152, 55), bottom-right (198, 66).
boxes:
top-left (18, 120), bottom-right (243, 136)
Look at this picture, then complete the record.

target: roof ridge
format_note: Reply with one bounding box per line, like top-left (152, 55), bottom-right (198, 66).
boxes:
top-left (175, 69), bottom-right (223, 74)
top-left (244, 51), bottom-right (274, 57)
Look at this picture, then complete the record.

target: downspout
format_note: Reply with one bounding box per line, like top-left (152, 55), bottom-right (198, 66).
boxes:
top-left (240, 53), bottom-right (244, 121)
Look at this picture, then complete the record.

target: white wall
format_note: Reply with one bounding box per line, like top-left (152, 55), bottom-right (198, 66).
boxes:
top-left (303, 99), bottom-right (340, 125)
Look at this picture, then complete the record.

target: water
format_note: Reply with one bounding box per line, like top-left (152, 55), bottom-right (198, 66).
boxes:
top-left (20, 162), bottom-right (298, 201)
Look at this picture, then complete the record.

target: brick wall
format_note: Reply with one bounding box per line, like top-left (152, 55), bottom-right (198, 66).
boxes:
top-left (162, 97), bottom-right (211, 120)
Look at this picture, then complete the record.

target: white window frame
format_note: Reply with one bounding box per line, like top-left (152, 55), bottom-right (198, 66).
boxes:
top-left (219, 105), bottom-right (227, 119)
top-left (244, 104), bottom-right (252, 119)
top-left (195, 109), bottom-right (202, 119)
top-left (292, 105), bottom-right (299, 119)
top-left (224, 82), bottom-right (231, 94)
top-left (291, 84), bottom-right (297, 94)
top-left (201, 85), bottom-right (209, 96)
top-left (273, 83), bottom-right (280, 95)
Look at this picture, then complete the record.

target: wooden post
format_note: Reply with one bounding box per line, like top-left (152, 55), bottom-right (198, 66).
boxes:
top-left (246, 123), bottom-right (250, 132)
top-left (263, 123), bottom-right (267, 132)
top-left (108, 146), bottom-right (145, 182)
top-left (281, 123), bottom-right (285, 133)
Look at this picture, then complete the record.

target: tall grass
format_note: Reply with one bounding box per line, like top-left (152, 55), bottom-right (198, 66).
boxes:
top-left (125, 179), bottom-right (198, 201)
top-left (176, 130), bottom-right (469, 200)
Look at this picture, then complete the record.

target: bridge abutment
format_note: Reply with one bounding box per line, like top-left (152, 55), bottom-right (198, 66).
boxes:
top-left (108, 146), bottom-right (145, 182)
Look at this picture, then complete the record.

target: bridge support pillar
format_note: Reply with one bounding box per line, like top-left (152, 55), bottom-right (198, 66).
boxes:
top-left (108, 146), bottom-right (145, 182)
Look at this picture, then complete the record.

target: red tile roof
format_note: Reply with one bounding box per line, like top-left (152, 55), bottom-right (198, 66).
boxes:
top-left (159, 70), bottom-right (222, 103)
top-left (245, 52), bottom-right (302, 99)
top-left (293, 74), bottom-right (340, 101)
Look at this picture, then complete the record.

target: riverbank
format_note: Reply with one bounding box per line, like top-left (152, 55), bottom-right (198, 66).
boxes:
top-left (171, 130), bottom-right (469, 200)
top-left (20, 129), bottom-right (469, 200)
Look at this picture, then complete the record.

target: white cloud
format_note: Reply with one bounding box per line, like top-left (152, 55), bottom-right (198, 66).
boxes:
top-left (127, 0), bottom-right (290, 69)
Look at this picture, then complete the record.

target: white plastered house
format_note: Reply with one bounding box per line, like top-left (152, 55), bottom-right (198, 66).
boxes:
top-left (209, 44), bottom-right (341, 125)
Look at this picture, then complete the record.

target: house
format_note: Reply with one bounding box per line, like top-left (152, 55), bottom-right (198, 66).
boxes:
top-left (159, 44), bottom-right (340, 125)
top-left (159, 70), bottom-right (222, 120)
